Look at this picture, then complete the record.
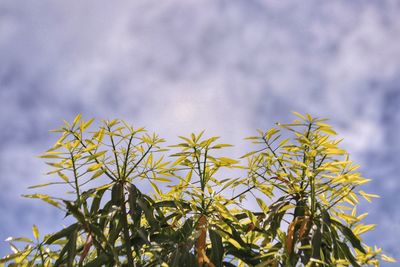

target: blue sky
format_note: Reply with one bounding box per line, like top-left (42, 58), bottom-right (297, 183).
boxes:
top-left (1, 0), bottom-right (399, 263)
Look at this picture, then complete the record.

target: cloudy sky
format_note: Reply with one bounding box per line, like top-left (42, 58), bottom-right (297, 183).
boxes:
top-left (1, 0), bottom-right (399, 263)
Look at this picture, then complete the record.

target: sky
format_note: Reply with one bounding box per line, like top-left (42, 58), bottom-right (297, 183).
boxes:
top-left (1, 0), bottom-right (400, 263)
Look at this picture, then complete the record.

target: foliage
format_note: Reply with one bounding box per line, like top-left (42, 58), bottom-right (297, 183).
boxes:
top-left (1, 113), bottom-right (395, 266)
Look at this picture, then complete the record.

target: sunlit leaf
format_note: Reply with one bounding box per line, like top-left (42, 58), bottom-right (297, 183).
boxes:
top-left (87, 163), bottom-right (102, 172)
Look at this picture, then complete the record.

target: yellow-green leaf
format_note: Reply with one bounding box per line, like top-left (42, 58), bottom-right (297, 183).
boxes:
top-left (88, 151), bottom-right (106, 161)
top-left (28, 182), bottom-right (58, 189)
top-left (292, 111), bottom-right (306, 120)
top-left (87, 163), bottom-right (102, 172)
top-left (39, 151), bottom-right (64, 159)
top-left (22, 194), bottom-right (61, 208)
top-left (57, 171), bottom-right (69, 182)
top-left (219, 157), bottom-right (239, 165)
top-left (319, 127), bottom-right (337, 135)
top-left (82, 118), bottom-right (94, 131)
top-left (91, 169), bottom-right (105, 180)
top-left (256, 198), bottom-right (269, 213)
top-left (72, 114), bottom-right (82, 127)
top-left (153, 177), bottom-right (171, 183)
top-left (228, 238), bottom-right (242, 249)
top-left (150, 181), bottom-right (161, 196)
top-left (32, 225), bottom-right (39, 240)
top-left (211, 144), bottom-right (233, 149)
top-left (95, 183), bottom-right (113, 191)
top-left (381, 254), bottom-right (396, 263)
top-left (359, 190), bottom-right (380, 202)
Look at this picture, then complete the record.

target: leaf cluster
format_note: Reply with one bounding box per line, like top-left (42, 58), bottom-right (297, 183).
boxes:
top-left (1, 113), bottom-right (395, 267)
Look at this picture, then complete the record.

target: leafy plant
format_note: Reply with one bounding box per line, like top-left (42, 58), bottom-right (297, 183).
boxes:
top-left (1, 113), bottom-right (395, 266)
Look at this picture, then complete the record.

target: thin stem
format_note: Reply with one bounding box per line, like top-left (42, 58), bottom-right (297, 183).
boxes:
top-left (120, 184), bottom-right (134, 266)
top-left (326, 185), bottom-right (356, 210)
top-left (38, 242), bottom-right (45, 265)
top-left (252, 170), bottom-right (289, 194)
top-left (193, 147), bottom-right (205, 210)
top-left (108, 126), bottom-right (121, 179)
top-left (262, 136), bottom-right (289, 175)
top-left (122, 134), bottom-right (134, 178)
top-left (227, 185), bottom-right (255, 203)
top-left (125, 145), bottom-right (153, 178)
top-left (300, 122), bottom-right (312, 190)
top-left (70, 151), bottom-right (81, 203)
top-left (70, 130), bottom-right (117, 182)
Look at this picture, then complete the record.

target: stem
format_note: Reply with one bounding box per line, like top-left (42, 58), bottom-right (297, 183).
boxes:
top-left (122, 134), bottom-right (134, 177)
top-left (70, 152), bottom-right (81, 203)
top-left (326, 185), bottom-right (356, 210)
top-left (107, 126), bottom-right (134, 267)
top-left (108, 126), bottom-right (121, 179)
top-left (300, 122), bottom-right (312, 190)
top-left (310, 174), bottom-right (315, 218)
top-left (262, 136), bottom-right (289, 175)
top-left (203, 149), bottom-right (208, 184)
top-left (252, 170), bottom-right (289, 194)
top-left (120, 184), bottom-right (134, 266)
top-left (38, 242), bottom-right (45, 265)
top-left (125, 145), bottom-right (153, 178)
top-left (202, 149), bottom-right (208, 209)
top-left (227, 185), bottom-right (255, 203)
top-left (70, 130), bottom-right (117, 182)
top-left (193, 147), bottom-right (205, 210)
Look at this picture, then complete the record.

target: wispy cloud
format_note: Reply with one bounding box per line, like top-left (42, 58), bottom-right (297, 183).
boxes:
top-left (1, 0), bottom-right (399, 261)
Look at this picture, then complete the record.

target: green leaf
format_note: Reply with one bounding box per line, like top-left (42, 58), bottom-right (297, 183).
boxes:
top-left (83, 253), bottom-right (109, 267)
top-left (108, 218), bottom-right (122, 246)
top-left (227, 238), bottom-right (241, 249)
top-left (332, 220), bottom-right (366, 254)
top-left (153, 200), bottom-right (191, 210)
top-left (67, 228), bottom-right (78, 266)
top-left (0, 251), bottom-right (28, 264)
top-left (137, 228), bottom-right (151, 245)
top-left (321, 208), bottom-right (331, 227)
top-left (90, 188), bottom-right (107, 215)
top-left (87, 224), bottom-right (120, 264)
top-left (222, 261), bottom-right (237, 267)
top-left (63, 201), bottom-right (85, 223)
top-left (209, 229), bottom-right (224, 267)
top-left (338, 241), bottom-right (361, 267)
top-left (137, 197), bottom-right (158, 228)
top-left (311, 223), bottom-right (322, 261)
top-left (54, 238), bottom-right (71, 265)
top-left (45, 223), bottom-right (79, 245)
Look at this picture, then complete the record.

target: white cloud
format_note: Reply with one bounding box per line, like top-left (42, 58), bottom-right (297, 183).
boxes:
top-left (1, 0), bottom-right (400, 260)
